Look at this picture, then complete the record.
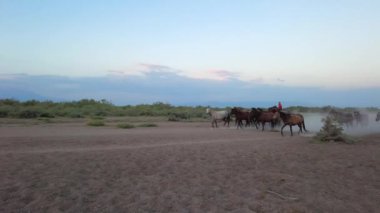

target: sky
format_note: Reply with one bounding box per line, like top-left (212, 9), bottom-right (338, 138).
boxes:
top-left (0, 0), bottom-right (380, 106)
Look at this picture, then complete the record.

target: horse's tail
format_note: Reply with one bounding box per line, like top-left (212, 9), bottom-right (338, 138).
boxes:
top-left (302, 121), bottom-right (307, 132)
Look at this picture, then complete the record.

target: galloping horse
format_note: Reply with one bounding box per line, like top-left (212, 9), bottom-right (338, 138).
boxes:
top-left (353, 111), bottom-right (369, 126)
top-left (230, 107), bottom-right (251, 129)
top-left (251, 108), bottom-right (280, 131)
top-left (328, 109), bottom-right (354, 127)
top-left (206, 108), bottom-right (231, 128)
top-left (267, 106), bottom-right (282, 127)
top-left (376, 112), bottom-right (380, 122)
top-left (279, 111), bottom-right (307, 136)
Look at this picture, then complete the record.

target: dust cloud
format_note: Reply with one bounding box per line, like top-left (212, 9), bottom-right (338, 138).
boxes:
top-left (302, 112), bottom-right (380, 136)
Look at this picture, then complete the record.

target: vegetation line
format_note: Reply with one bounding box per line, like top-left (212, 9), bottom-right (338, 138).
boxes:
top-left (0, 99), bottom-right (378, 120)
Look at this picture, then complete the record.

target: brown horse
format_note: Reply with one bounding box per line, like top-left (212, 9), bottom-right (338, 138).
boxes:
top-left (251, 108), bottom-right (279, 131)
top-left (279, 111), bottom-right (307, 136)
top-left (230, 107), bottom-right (251, 129)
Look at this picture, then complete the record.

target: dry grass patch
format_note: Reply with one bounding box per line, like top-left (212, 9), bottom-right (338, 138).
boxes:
top-left (117, 123), bottom-right (135, 129)
top-left (87, 120), bottom-right (105, 126)
top-left (138, 123), bottom-right (158, 127)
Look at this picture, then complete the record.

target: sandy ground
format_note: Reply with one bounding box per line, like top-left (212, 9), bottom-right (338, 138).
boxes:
top-left (0, 121), bottom-right (379, 212)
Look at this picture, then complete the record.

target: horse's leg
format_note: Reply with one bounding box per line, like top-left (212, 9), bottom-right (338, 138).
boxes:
top-left (215, 120), bottom-right (218, 128)
top-left (245, 119), bottom-right (250, 127)
top-left (254, 120), bottom-right (259, 129)
top-left (298, 123), bottom-right (302, 134)
top-left (290, 125), bottom-right (293, 136)
top-left (281, 124), bottom-right (287, 136)
top-left (212, 119), bottom-right (217, 128)
top-left (261, 122), bottom-right (265, 131)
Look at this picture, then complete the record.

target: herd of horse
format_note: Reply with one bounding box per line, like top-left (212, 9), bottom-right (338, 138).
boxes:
top-left (207, 107), bottom-right (380, 136)
top-left (206, 107), bottom-right (307, 136)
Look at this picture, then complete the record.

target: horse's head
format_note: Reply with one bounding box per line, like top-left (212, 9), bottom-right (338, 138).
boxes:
top-left (230, 107), bottom-right (238, 115)
top-left (279, 111), bottom-right (290, 120)
top-left (206, 108), bottom-right (210, 114)
top-left (268, 106), bottom-right (279, 113)
top-left (250, 108), bottom-right (261, 116)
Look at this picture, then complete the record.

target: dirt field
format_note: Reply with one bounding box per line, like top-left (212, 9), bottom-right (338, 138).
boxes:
top-left (0, 120), bottom-right (379, 212)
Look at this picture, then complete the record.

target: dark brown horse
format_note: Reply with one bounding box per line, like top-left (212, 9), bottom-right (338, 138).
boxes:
top-left (279, 111), bottom-right (307, 136)
top-left (230, 107), bottom-right (251, 129)
top-left (251, 108), bottom-right (279, 131)
top-left (353, 111), bottom-right (369, 126)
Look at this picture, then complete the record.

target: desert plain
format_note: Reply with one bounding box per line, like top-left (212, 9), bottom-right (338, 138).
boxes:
top-left (0, 119), bottom-right (379, 212)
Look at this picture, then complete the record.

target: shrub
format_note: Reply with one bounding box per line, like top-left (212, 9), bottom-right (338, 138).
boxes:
top-left (69, 112), bottom-right (84, 118)
top-left (168, 112), bottom-right (189, 121)
top-left (0, 106), bottom-right (11, 117)
top-left (90, 116), bottom-right (104, 120)
top-left (138, 123), bottom-right (158, 127)
top-left (40, 112), bottom-right (55, 118)
top-left (38, 118), bottom-right (53, 123)
top-left (117, 123), bottom-right (135, 129)
top-left (18, 109), bottom-right (40, 118)
top-left (313, 116), bottom-right (357, 144)
top-left (87, 120), bottom-right (105, 126)
top-left (0, 99), bottom-right (19, 106)
top-left (168, 114), bottom-right (180, 121)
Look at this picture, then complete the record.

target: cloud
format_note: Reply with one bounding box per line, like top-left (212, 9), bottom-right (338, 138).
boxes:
top-left (209, 70), bottom-right (239, 81)
top-left (107, 63), bottom-right (183, 79)
top-left (138, 63), bottom-right (174, 72)
top-left (1, 69), bottom-right (380, 107)
top-left (184, 69), bottom-right (241, 81)
top-left (0, 73), bottom-right (26, 80)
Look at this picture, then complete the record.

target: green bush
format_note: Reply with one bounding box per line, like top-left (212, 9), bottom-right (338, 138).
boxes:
top-left (40, 112), bottom-right (55, 118)
top-left (18, 109), bottom-right (40, 118)
top-left (168, 112), bottom-right (189, 121)
top-left (69, 112), bottom-right (84, 118)
top-left (117, 123), bottom-right (135, 129)
top-left (0, 99), bottom-right (19, 106)
top-left (90, 116), bottom-right (104, 120)
top-left (0, 106), bottom-right (11, 117)
top-left (138, 123), bottom-right (158, 127)
top-left (168, 114), bottom-right (180, 121)
top-left (38, 118), bottom-right (53, 123)
top-left (313, 116), bottom-right (357, 144)
top-left (87, 120), bottom-right (105, 126)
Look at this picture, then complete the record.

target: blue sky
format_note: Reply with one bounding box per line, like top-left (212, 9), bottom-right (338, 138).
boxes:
top-left (0, 1), bottom-right (379, 106)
